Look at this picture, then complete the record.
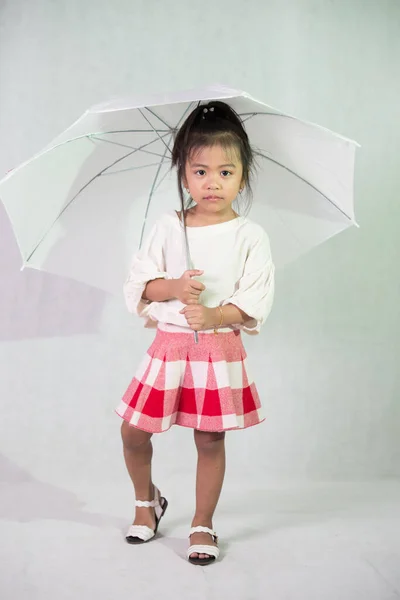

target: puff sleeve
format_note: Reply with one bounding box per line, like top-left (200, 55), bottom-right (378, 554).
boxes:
top-left (221, 228), bottom-right (275, 335)
top-left (123, 219), bottom-right (172, 325)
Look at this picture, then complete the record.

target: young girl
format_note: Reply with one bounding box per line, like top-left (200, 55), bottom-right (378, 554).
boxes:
top-left (116, 101), bottom-right (275, 566)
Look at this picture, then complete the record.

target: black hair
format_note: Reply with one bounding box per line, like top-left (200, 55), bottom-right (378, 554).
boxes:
top-left (171, 100), bottom-right (256, 225)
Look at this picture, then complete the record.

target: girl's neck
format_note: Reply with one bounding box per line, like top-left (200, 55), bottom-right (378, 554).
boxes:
top-left (183, 207), bottom-right (238, 227)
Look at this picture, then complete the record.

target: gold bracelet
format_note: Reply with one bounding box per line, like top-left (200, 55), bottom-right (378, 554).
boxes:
top-left (214, 306), bottom-right (224, 334)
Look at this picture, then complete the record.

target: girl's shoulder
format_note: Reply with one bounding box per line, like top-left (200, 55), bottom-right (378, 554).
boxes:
top-left (238, 216), bottom-right (270, 243)
top-left (150, 210), bottom-right (181, 230)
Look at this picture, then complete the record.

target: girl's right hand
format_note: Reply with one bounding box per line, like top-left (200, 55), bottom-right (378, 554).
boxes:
top-left (172, 270), bottom-right (205, 305)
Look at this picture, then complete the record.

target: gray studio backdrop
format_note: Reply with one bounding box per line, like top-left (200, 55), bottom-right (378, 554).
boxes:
top-left (0, 0), bottom-right (399, 500)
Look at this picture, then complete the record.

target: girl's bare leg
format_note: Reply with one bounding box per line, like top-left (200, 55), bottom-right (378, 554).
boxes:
top-left (190, 430), bottom-right (226, 560)
top-left (121, 421), bottom-right (157, 529)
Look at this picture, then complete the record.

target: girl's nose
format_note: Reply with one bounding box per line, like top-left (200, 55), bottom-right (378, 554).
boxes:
top-left (207, 180), bottom-right (220, 189)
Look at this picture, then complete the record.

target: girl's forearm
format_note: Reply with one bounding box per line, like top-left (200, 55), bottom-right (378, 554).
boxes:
top-left (211, 303), bottom-right (252, 327)
top-left (141, 285), bottom-right (252, 328)
top-left (142, 278), bottom-right (177, 302)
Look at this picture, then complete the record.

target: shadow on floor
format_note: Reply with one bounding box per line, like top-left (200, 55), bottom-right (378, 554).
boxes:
top-left (0, 453), bottom-right (125, 530)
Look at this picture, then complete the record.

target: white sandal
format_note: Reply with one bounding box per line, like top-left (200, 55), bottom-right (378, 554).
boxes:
top-left (187, 526), bottom-right (220, 565)
top-left (125, 486), bottom-right (168, 544)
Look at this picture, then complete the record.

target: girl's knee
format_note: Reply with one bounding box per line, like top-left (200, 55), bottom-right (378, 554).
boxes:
top-left (194, 429), bottom-right (225, 451)
top-left (121, 421), bottom-right (152, 450)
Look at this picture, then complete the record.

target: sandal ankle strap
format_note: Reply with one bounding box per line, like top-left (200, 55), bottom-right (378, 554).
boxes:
top-left (135, 498), bottom-right (160, 508)
top-left (135, 486), bottom-right (160, 508)
top-left (189, 526), bottom-right (218, 540)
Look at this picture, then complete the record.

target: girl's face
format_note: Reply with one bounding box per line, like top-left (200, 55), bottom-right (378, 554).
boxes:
top-left (183, 144), bottom-right (244, 216)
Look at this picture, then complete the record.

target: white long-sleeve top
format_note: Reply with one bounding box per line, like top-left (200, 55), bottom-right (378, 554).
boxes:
top-left (123, 210), bottom-right (275, 335)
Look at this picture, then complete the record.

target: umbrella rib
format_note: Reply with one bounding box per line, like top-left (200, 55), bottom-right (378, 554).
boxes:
top-left (89, 135), bottom-right (172, 159)
top-left (177, 100), bottom-right (199, 124)
top-left (24, 132), bottom-right (171, 263)
top-left (241, 113), bottom-right (257, 123)
top-left (102, 161), bottom-right (171, 176)
top-left (139, 140), bottom-right (172, 248)
top-left (143, 107), bottom-right (173, 130)
top-left (138, 101), bottom-right (198, 247)
top-left (137, 100), bottom-right (198, 158)
top-left (144, 102), bottom-right (199, 195)
top-left (239, 111), bottom-right (287, 118)
top-left (138, 109), bottom-right (173, 154)
top-left (254, 150), bottom-right (355, 223)
top-left (2, 130), bottom-right (174, 184)
top-left (90, 128), bottom-right (171, 134)
top-left (240, 112), bottom-right (284, 123)
top-left (144, 102), bottom-right (198, 130)
top-left (150, 101), bottom-right (198, 196)
top-left (153, 163), bottom-right (172, 192)
top-left (239, 112), bottom-right (295, 124)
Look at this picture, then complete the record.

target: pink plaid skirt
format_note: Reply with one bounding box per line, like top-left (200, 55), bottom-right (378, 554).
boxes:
top-left (115, 328), bottom-right (265, 433)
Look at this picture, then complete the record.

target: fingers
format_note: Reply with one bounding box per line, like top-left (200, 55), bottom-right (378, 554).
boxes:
top-left (180, 303), bottom-right (201, 312)
top-left (182, 288), bottom-right (203, 304)
top-left (190, 281), bottom-right (206, 292)
top-left (180, 305), bottom-right (201, 314)
top-left (179, 306), bottom-right (203, 331)
top-left (180, 294), bottom-right (199, 305)
top-left (184, 271), bottom-right (205, 291)
top-left (188, 287), bottom-right (201, 296)
top-left (179, 312), bottom-right (201, 328)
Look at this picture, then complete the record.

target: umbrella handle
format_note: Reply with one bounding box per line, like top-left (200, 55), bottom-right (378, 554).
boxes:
top-left (181, 212), bottom-right (199, 345)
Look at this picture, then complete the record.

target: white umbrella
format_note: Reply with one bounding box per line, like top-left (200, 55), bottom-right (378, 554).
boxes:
top-left (0, 84), bottom-right (359, 295)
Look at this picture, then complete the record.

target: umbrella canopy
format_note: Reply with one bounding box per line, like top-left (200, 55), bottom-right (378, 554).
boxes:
top-left (0, 84), bottom-right (359, 295)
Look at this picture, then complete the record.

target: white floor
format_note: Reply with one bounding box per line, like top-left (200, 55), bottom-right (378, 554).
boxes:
top-left (1, 470), bottom-right (399, 600)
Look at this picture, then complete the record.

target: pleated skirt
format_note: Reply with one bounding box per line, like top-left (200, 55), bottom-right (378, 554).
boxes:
top-left (115, 328), bottom-right (265, 433)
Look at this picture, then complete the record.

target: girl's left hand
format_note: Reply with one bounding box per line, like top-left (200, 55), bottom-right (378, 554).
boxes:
top-left (179, 305), bottom-right (216, 331)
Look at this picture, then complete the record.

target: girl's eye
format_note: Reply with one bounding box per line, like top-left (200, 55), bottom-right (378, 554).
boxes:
top-left (194, 170), bottom-right (232, 176)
